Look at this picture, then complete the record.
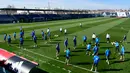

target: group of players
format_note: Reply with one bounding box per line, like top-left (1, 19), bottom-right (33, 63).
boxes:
top-left (56, 24), bottom-right (127, 72)
top-left (3, 25), bottom-right (127, 72)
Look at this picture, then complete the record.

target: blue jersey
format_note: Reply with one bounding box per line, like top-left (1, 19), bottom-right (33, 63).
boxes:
top-left (4, 34), bottom-right (7, 40)
top-left (31, 31), bottom-right (35, 37)
top-left (93, 55), bottom-right (100, 64)
top-left (93, 46), bottom-right (98, 52)
top-left (20, 37), bottom-right (23, 42)
top-left (105, 49), bottom-right (111, 57)
top-left (48, 32), bottom-right (51, 36)
top-left (123, 35), bottom-right (127, 40)
top-left (20, 31), bottom-right (23, 37)
top-left (42, 32), bottom-right (44, 36)
top-left (73, 37), bottom-right (76, 43)
top-left (87, 44), bottom-right (91, 50)
top-left (83, 36), bottom-right (87, 41)
top-left (64, 40), bottom-right (68, 46)
top-left (22, 31), bottom-right (24, 36)
top-left (33, 36), bottom-right (37, 41)
top-left (56, 44), bottom-right (60, 50)
top-left (115, 42), bottom-right (119, 47)
top-left (14, 33), bottom-right (16, 37)
top-left (66, 49), bottom-right (70, 57)
top-left (8, 36), bottom-right (11, 41)
top-left (121, 46), bottom-right (125, 55)
top-left (95, 38), bottom-right (99, 43)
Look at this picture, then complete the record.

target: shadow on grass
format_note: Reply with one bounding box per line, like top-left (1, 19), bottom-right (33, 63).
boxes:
top-left (38, 45), bottom-right (51, 47)
top-left (52, 39), bottom-right (62, 42)
top-left (100, 68), bottom-right (123, 72)
top-left (25, 45), bottom-right (51, 49)
top-left (72, 49), bottom-right (85, 52)
top-left (76, 47), bottom-right (86, 49)
top-left (127, 42), bottom-right (130, 44)
top-left (47, 41), bottom-right (58, 44)
top-left (100, 42), bottom-right (107, 43)
top-left (100, 46), bottom-right (113, 49)
top-left (100, 57), bottom-right (115, 60)
top-left (30, 67), bottom-right (48, 73)
top-left (98, 52), bottom-right (105, 56)
top-left (75, 62), bottom-right (91, 65)
top-left (60, 54), bottom-right (79, 57)
top-left (125, 51), bottom-right (130, 54)
top-left (111, 58), bottom-right (130, 65)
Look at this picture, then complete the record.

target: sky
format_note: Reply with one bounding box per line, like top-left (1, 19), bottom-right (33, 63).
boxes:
top-left (0, 0), bottom-right (129, 9)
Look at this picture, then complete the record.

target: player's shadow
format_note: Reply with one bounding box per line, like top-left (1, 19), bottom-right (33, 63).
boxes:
top-left (24, 39), bottom-right (33, 41)
top-left (100, 68), bottom-right (123, 72)
top-left (100, 46), bottom-right (113, 49)
top-left (37, 45), bottom-right (51, 47)
top-left (11, 41), bottom-right (19, 44)
top-left (98, 53), bottom-right (105, 56)
top-left (111, 58), bottom-right (130, 65)
top-left (60, 54), bottom-right (79, 57)
top-left (100, 57), bottom-right (115, 60)
top-left (52, 39), bottom-right (62, 42)
top-left (76, 47), bottom-right (86, 49)
top-left (100, 42), bottom-right (107, 43)
top-left (30, 67), bottom-right (48, 73)
top-left (27, 45), bottom-right (51, 49)
top-left (125, 51), bottom-right (130, 54)
top-left (75, 62), bottom-right (91, 65)
top-left (47, 41), bottom-right (58, 44)
top-left (72, 49), bottom-right (85, 52)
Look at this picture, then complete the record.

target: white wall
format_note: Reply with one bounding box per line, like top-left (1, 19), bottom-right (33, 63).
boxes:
top-left (117, 12), bottom-right (127, 17)
top-left (129, 12), bottom-right (130, 15)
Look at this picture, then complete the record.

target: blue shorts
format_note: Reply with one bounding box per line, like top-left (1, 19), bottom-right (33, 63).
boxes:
top-left (8, 40), bottom-right (11, 43)
top-left (87, 49), bottom-right (91, 51)
top-left (93, 62), bottom-right (98, 67)
top-left (20, 42), bottom-right (23, 45)
top-left (83, 40), bottom-right (86, 42)
top-left (14, 36), bottom-right (16, 38)
top-left (65, 45), bottom-right (68, 47)
top-left (56, 49), bottom-right (60, 53)
top-left (4, 38), bottom-right (6, 40)
top-left (66, 56), bottom-right (70, 60)
top-left (116, 46), bottom-right (119, 49)
top-left (94, 51), bottom-right (98, 55)
top-left (120, 53), bottom-right (124, 56)
top-left (106, 55), bottom-right (110, 59)
top-left (74, 42), bottom-right (76, 47)
top-left (96, 42), bottom-right (99, 44)
top-left (34, 40), bottom-right (37, 44)
top-left (123, 38), bottom-right (126, 41)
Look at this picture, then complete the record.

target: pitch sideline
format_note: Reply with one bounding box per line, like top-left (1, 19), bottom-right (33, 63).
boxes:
top-left (22, 48), bottom-right (98, 73)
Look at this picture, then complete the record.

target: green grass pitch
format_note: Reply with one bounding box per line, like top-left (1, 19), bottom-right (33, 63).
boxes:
top-left (0, 17), bottom-right (130, 73)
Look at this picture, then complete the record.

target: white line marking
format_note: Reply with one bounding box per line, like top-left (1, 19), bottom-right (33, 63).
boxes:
top-left (52, 64), bottom-right (55, 66)
top-left (22, 48), bottom-right (97, 73)
top-left (39, 60), bottom-right (46, 63)
top-left (68, 70), bottom-right (72, 73)
top-left (57, 66), bottom-right (60, 68)
top-left (47, 63), bottom-right (50, 64)
top-left (62, 68), bottom-right (66, 71)
top-left (13, 45), bottom-right (97, 73)
top-left (17, 51), bottom-right (70, 72)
